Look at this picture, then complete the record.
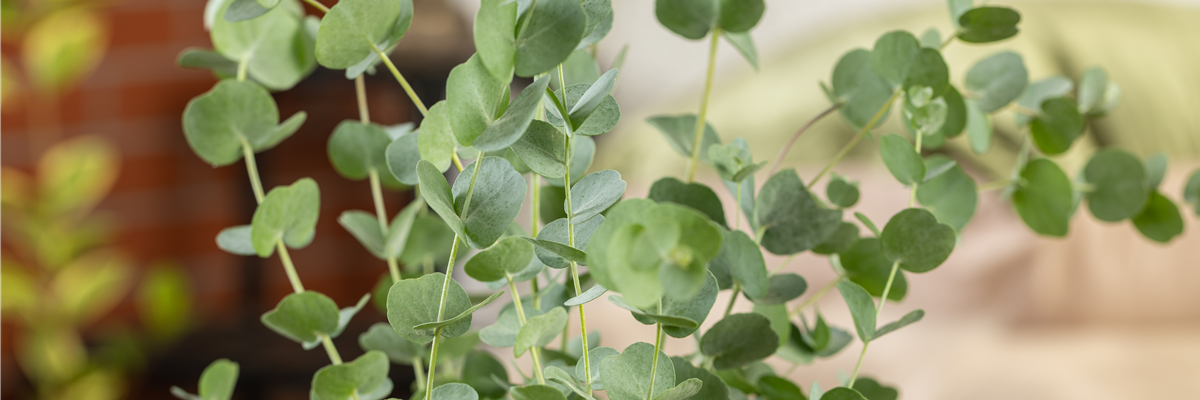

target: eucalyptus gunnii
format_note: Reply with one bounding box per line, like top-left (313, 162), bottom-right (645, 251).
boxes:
top-left (173, 0), bottom-right (1197, 399)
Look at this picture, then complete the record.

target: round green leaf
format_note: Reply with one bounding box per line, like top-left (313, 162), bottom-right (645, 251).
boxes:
top-left (754, 169), bottom-right (843, 255)
top-left (212, 2), bottom-right (313, 90)
top-left (1083, 149), bottom-right (1150, 222)
top-left (250, 178), bottom-right (320, 257)
top-left (957, 6), bottom-right (1021, 43)
top-left (453, 157), bottom-right (529, 249)
top-left (930, 85), bottom-right (967, 144)
top-left (447, 54), bottom-right (508, 147)
top-left (216, 225), bottom-right (256, 256)
top-left (315, 0), bottom-right (404, 69)
top-left (545, 135), bottom-right (597, 188)
top-left (836, 280), bottom-right (876, 341)
top-left (839, 238), bottom-right (907, 301)
top-left (699, 313), bottom-right (779, 370)
top-left (198, 359), bottom-right (239, 400)
top-left (384, 129), bottom-right (421, 185)
top-left (386, 272), bottom-right (473, 344)
top-left (1144, 153), bottom-right (1168, 190)
top-left (752, 274), bottom-right (807, 305)
top-left (311, 351), bottom-right (390, 400)
top-left (431, 383), bottom-right (478, 400)
top-left (461, 350), bottom-right (509, 398)
top-left (1133, 191), bottom-right (1183, 243)
top-left (359, 322), bottom-right (426, 365)
top-left (903, 48), bottom-right (949, 96)
top-left (628, 271), bottom-right (719, 338)
top-left (831, 49), bottom-right (894, 130)
top-left (917, 155), bottom-right (978, 231)
top-left (879, 134), bottom-right (924, 185)
top-left (717, 0), bottom-right (764, 33)
top-left (880, 208), bottom-right (955, 273)
top-left (1077, 67), bottom-right (1109, 115)
top-left (600, 342), bottom-right (676, 400)
top-left (812, 221), bottom-right (859, 255)
top-left (826, 175), bottom-right (860, 209)
top-left (261, 291), bottom-right (340, 344)
top-left (511, 120), bottom-right (568, 179)
top-left (1013, 158), bottom-right (1074, 237)
top-left (654, 0), bottom-right (717, 40)
top-left (182, 80), bottom-right (291, 166)
top-left (465, 236), bottom-right (535, 282)
top-left (1030, 97), bottom-right (1084, 155)
top-left (711, 230), bottom-right (768, 299)
top-left (474, 0), bottom-right (517, 81)
top-left (514, 0), bottom-right (586, 77)
top-left (708, 138), bottom-right (764, 183)
top-left (919, 27), bottom-right (941, 48)
top-left (870, 31), bottom-right (921, 88)
top-left (570, 170), bottom-right (627, 224)
top-left (757, 376), bottom-right (801, 400)
top-left (328, 121), bottom-right (391, 181)
top-left (339, 210), bottom-right (385, 257)
top-left (648, 177), bottom-right (726, 227)
top-left (965, 51), bottom-right (1028, 113)
top-left (515, 307), bottom-right (568, 357)
top-left (852, 378), bottom-right (898, 400)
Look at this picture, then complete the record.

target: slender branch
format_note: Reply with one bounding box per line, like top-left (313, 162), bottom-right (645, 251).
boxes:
top-left (369, 169), bottom-right (402, 282)
top-left (723, 283), bottom-right (740, 317)
top-left (370, 44), bottom-right (430, 117)
top-left (909, 129), bottom-right (923, 207)
top-left (451, 153), bottom-right (465, 172)
top-left (788, 277), bottom-right (841, 317)
top-left (236, 56), bottom-right (249, 82)
top-left (425, 326), bottom-right (444, 400)
top-left (876, 261), bottom-right (901, 319)
top-left (847, 341), bottom-right (870, 388)
top-left (558, 63), bottom-right (594, 393)
top-left (685, 28), bottom-right (722, 183)
top-left (301, 0), bottom-right (330, 13)
top-left (769, 102), bottom-right (843, 175)
top-left (425, 235), bottom-right (461, 400)
top-left (355, 75), bottom-right (370, 124)
top-left (275, 240), bottom-right (305, 293)
top-left (808, 90), bottom-right (902, 188)
top-left (646, 301), bottom-right (664, 400)
top-left (531, 175), bottom-right (541, 237)
top-left (508, 273), bottom-right (547, 384)
top-left (239, 140), bottom-right (265, 203)
top-left (769, 254), bottom-right (798, 274)
top-left (321, 334), bottom-right (343, 364)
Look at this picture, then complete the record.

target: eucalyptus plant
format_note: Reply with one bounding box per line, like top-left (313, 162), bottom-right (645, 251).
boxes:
top-left (174, 0), bottom-right (1198, 399)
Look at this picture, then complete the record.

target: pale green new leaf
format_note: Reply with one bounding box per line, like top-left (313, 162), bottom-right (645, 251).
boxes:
top-left (260, 291), bottom-right (340, 344)
top-left (514, 307), bottom-right (568, 357)
top-left (216, 225), bottom-right (256, 256)
top-left (250, 178), bottom-right (320, 257)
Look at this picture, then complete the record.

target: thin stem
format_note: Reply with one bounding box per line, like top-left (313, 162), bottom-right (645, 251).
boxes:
top-left (734, 184), bottom-right (742, 230)
top-left (646, 301), bottom-right (664, 400)
top-left (769, 102), bottom-right (843, 175)
top-left (425, 327), bottom-right (444, 400)
top-left (788, 277), bottom-right (841, 317)
top-left (370, 44), bottom-right (430, 117)
top-left (876, 261), bottom-right (901, 319)
top-left (239, 140), bottom-right (266, 203)
top-left (910, 130), bottom-right (922, 207)
top-left (369, 169), bottom-right (402, 282)
top-left (531, 175), bottom-right (541, 237)
top-left (321, 334), bottom-right (343, 364)
top-left (847, 341), bottom-right (870, 388)
top-left (556, 73), bottom-right (594, 392)
top-left (451, 153), bottom-right (465, 172)
top-left (412, 357), bottom-right (427, 391)
top-left (685, 28), bottom-right (722, 183)
top-left (508, 273), bottom-right (547, 384)
top-left (237, 56), bottom-right (248, 82)
top-left (276, 240), bottom-right (306, 293)
top-left (301, 0), bottom-right (330, 13)
top-left (723, 283), bottom-right (740, 317)
top-left (425, 234), bottom-right (462, 400)
top-left (770, 254), bottom-right (799, 274)
top-left (978, 179), bottom-right (1012, 192)
top-left (808, 90), bottom-right (902, 188)
top-left (355, 75), bottom-right (370, 124)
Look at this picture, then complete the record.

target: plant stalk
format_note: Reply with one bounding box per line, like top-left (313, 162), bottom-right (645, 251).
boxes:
top-left (370, 44), bottom-right (430, 117)
top-left (646, 300), bottom-right (664, 400)
top-left (808, 89), bottom-right (902, 188)
top-left (788, 277), bottom-right (841, 317)
top-left (275, 240), bottom-right (306, 293)
top-left (508, 273), bottom-right (547, 384)
top-left (369, 169), bottom-right (403, 282)
top-left (355, 75), bottom-right (370, 124)
top-left (301, 0), bottom-right (329, 13)
top-left (723, 282), bottom-right (740, 317)
top-left (685, 28), bottom-right (722, 183)
top-left (769, 102), bottom-right (843, 175)
top-left (557, 64), bottom-right (594, 394)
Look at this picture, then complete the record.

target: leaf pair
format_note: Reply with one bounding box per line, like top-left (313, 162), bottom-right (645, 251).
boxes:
top-left (261, 291), bottom-right (370, 349)
top-left (655, 0), bottom-right (765, 40)
top-left (210, 1), bottom-right (316, 90)
top-left (476, 0), bottom-right (597, 79)
top-left (754, 169), bottom-right (843, 255)
top-left (837, 280), bottom-right (924, 342)
top-left (544, 74), bottom-right (622, 136)
top-left (170, 359), bottom-right (238, 400)
top-left (600, 343), bottom-right (704, 400)
top-left (311, 351), bottom-right (393, 400)
top-left (338, 198), bottom-right (424, 260)
top-left (418, 157), bottom-right (527, 249)
top-left (387, 272), bottom-right (502, 344)
top-left (182, 79), bottom-right (307, 166)
top-left (586, 199), bottom-right (723, 309)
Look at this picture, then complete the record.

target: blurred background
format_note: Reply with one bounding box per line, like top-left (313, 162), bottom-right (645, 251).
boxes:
top-left (2, 0), bottom-right (1199, 399)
